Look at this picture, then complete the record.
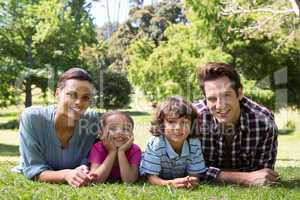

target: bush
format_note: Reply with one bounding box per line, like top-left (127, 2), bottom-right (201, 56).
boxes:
top-left (94, 70), bottom-right (132, 110)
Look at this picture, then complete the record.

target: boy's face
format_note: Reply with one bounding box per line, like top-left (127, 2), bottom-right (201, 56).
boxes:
top-left (104, 114), bottom-right (133, 147)
top-left (203, 76), bottom-right (243, 126)
top-left (163, 117), bottom-right (191, 147)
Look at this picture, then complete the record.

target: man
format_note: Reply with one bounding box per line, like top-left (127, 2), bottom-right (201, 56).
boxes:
top-left (194, 62), bottom-right (278, 186)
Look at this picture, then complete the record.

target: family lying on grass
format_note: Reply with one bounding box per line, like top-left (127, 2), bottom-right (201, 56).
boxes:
top-left (12, 62), bottom-right (279, 188)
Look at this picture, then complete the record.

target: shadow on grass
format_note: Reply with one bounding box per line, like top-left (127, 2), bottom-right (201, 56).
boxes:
top-left (0, 143), bottom-right (19, 156)
top-left (0, 112), bottom-right (18, 117)
top-left (0, 119), bottom-right (19, 130)
top-left (277, 179), bottom-right (300, 189)
top-left (278, 129), bottom-right (295, 135)
top-left (124, 111), bottom-right (150, 116)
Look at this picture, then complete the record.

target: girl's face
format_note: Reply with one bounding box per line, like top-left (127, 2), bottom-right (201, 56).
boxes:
top-left (56, 79), bottom-right (93, 123)
top-left (163, 117), bottom-right (191, 146)
top-left (104, 114), bottom-right (133, 147)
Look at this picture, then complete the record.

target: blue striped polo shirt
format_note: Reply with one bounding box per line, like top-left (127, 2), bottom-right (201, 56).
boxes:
top-left (15, 105), bottom-right (99, 179)
top-left (139, 135), bottom-right (207, 179)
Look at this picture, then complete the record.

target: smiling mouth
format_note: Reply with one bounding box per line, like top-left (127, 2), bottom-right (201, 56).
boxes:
top-left (70, 107), bottom-right (83, 113)
top-left (216, 110), bottom-right (229, 116)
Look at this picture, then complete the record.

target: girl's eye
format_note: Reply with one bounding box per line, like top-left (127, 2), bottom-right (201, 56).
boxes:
top-left (123, 128), bottom-right (132, 132)
top-left (109, 127), bottom-right (118, 132)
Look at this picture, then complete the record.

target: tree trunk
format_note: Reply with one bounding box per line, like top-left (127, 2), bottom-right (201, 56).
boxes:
top-left (24, 78), bottom-right (32, 107)
top-left (25, 36), bottom-right (33, 107)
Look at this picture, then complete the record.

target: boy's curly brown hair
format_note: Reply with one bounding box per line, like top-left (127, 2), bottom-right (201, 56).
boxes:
top-left (150, 96), bottom-right (198, 137)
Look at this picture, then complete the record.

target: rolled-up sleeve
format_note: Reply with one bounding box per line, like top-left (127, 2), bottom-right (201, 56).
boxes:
top-left (139, 140), bottom-right (161, 176)
top-left (187, 139), bottom-right (207, 175)
top-left (19, 110), bottom-right (51, 179)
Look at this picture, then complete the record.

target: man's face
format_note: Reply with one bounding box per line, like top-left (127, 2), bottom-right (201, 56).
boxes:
top-left (204, 76), bottom-right (243, 126)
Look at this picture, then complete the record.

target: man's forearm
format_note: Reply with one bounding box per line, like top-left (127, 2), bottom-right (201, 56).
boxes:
top-left (216, 171), bottom-right (249, 185)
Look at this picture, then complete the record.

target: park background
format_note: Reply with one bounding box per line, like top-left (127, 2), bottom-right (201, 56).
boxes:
top-left (0, 0), bottom-right (300, 199)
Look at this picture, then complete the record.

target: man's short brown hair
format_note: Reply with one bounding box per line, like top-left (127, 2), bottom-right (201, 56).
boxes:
top-left (197, 62), bottom-right (242, 96)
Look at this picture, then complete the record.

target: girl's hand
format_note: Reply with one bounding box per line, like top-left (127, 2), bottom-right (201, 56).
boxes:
top-left (102, 131), bottom-right (117, 152)
top-left (118, 135), bottom-right (134, 152)
top-left (88, 172), bottom-right (98, 182)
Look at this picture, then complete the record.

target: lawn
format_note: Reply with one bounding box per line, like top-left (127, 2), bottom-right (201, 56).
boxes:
top-left (0, 93), bottom-right (300, 200)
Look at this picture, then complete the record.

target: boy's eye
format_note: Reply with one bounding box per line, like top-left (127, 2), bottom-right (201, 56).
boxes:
top-left (66, 92), bottom-right (77, 99)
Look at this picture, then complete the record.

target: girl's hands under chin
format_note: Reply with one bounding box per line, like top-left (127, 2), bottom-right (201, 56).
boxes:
top-left (101, 131), bottom-right (117, 152)
top-left (118, 135), bottom-right (134, 152)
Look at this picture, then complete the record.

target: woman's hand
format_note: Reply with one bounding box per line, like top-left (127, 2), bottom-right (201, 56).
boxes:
top-left (64, 168), bottom-right (91, 187)
top-left (118, 135), bottom-right (134, 152)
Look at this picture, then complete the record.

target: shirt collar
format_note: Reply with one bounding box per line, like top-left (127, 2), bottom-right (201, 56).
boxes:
top-left (164, 137), bottom-right (190, 159)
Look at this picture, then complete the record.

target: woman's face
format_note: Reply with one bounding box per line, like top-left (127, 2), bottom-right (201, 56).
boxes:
top-left (56, 79), bottom-right (93, 122)
top-left (104, 114), bottom-right (133, 147)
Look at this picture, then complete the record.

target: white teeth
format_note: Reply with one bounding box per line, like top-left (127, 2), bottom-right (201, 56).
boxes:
top-left (71, 107), bottom-right (81, 112)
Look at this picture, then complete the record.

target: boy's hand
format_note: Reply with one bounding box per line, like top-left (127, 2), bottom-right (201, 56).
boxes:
top-left (186, 176), bottom-right (199, 188)
top-left (169, 177), bottom-right (189, 188)
top-left (118, 135), bottom-right (134, 152)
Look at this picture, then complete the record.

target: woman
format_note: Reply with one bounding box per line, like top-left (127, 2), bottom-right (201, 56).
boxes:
top-left (13, 68), bottom-right (99, 187)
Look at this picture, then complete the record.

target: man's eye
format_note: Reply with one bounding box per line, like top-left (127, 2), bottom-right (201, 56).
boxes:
top-left (207, 97), bottom-right (217, 102)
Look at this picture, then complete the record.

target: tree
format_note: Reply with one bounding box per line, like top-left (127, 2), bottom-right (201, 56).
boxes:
top-left (107, 0), bottom-right (186, 72)
top-left (127, 0), bottom-right (300, 109)
top-left (0, 0), bottom-right (97, 107)
top-left (94, 70), bottom-right (133, 110)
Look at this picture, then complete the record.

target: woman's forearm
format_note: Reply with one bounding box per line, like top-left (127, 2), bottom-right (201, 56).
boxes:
top-left (38, 169), bottom-right (71, 183)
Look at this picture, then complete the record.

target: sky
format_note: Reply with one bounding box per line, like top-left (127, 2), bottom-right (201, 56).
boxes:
top-left (89, 0), bottom-right (159, 27)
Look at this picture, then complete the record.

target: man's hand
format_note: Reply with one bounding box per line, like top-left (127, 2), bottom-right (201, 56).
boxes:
top-left (245, 168), bottom-right (279, 186)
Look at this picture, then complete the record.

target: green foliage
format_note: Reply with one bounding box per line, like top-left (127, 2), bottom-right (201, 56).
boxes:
top-left (93, 70), bottom-right (132, 110)
top-left (127, 0), bottom-right (300, 109)
top-left (106, 0), bottom-right (186, 72)
top-left (0, 0), bottom-right (97, 107)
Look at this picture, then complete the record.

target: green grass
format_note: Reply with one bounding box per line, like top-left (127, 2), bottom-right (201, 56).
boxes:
top-left (0, 91), bottom-right (300, 199)
top-left (0, 162), bottom-right (299, 200)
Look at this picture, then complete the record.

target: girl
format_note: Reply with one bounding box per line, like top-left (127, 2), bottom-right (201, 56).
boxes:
top-left (140, 96), bottom-right (207, 188)
top-left (89, 111), bottom-right (141, 183)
